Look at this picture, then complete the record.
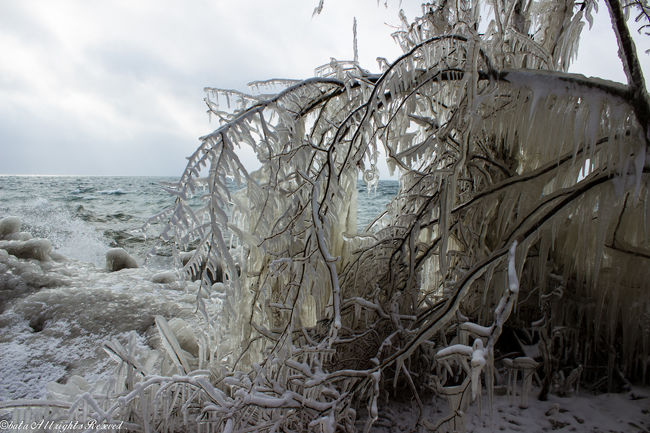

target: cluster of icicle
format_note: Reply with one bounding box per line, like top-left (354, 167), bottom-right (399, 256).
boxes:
top-left (3, 0), bottom-right (650, 431)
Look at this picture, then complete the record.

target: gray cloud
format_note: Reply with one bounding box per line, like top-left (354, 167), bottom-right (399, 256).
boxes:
top-left (0, 0), bottom-right (647, 177)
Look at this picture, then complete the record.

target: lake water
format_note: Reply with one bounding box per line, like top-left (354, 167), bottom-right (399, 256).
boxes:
top-left (0, 175), bottom-right (397, 400)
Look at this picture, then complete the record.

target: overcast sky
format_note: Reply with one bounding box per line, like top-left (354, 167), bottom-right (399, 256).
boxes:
top-left (1, 1), bottom-right (649, 177)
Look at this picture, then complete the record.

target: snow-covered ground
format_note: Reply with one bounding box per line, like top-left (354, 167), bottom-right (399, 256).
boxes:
top-left (368, 386), bottom-right (650, 432)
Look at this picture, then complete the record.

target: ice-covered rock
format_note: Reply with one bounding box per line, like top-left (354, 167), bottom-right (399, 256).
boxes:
top-left (46, 375), bottom-right (92, 401)
top-left (4, 231), bottom-right (32, 241)
top-left (168, 318), bottom-right (199, 357)
top-left (0, 218), bottom-right (49, 261)
top-left (105, 248), bottom-right (138, 271)
top-left (0, 247), bottom-right (64, 311)
top-left (0, 216), bottom-right (21, 240)
top-left (0, 238), bottom-right (52, 261)
top-left (179, 250), bottom-right (195, 266)
top-left (152, 271), bottom-right (177, 284)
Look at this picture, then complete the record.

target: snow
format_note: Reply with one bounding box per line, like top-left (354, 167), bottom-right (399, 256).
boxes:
top-left (366, 386), bottom-right (650, 432)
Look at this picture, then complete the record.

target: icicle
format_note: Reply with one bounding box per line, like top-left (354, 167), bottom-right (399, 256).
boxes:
top-left (353, 17), bottom-right (359, 64)
top-left (471, 339), bottom-right (486, 401)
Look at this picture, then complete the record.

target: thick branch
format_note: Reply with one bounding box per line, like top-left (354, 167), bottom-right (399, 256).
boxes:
top-left (605, 0), bottom-right (650, 141)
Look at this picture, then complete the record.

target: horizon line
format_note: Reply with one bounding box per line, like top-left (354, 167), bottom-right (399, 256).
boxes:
top-left (0, 174), bottom-right (400, 180)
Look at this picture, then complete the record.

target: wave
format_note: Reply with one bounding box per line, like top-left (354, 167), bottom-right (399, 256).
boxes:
top-left (70, 187), bottom-right (96, 194)
top-left (98, 189), bottom-right (128, 196)
top-left (6, 200), bottom-right (109, 267)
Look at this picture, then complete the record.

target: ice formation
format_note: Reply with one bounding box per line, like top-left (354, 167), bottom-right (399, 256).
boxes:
top-left (0, 217), bottom-right (209, 401)
top-left (0, 238), bottom-right (52, 262)
top-left (0, 216), bottom-right (21, 239)
top-left (2, 0), bottom-right (650, 431)
top-left (0, 217), bottom-right (53, 261)
top-left (151, 270), bottom-right (178, 284)
top-left (105, 247), bottom-right (138, 271)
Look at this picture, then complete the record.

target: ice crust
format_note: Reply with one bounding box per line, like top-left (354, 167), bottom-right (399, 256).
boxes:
top-left (0, 217), bottom-right (210, 400)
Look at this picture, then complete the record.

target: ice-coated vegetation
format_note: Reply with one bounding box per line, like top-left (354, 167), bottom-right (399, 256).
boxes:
top-left (2, 0), bottom-right (650, 431)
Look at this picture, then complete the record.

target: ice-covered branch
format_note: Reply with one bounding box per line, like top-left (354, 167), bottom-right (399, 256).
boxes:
top-left (606, 0), bottom-right (650, 142)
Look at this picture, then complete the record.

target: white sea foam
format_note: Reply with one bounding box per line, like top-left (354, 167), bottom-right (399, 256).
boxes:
top-left (9, 199), bottom-right (109, 267)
